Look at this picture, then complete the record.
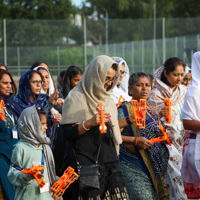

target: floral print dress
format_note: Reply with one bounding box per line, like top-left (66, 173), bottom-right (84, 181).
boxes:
top-left (149, 66), bottom-right (188, 200)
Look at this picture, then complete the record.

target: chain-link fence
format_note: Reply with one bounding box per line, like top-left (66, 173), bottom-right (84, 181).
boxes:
top-left (0, 17), bottom-right (200, 76)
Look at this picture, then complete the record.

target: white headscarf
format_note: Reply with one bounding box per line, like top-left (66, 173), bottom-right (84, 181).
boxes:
top-left (111, 57), bottom-right (131, 104)
top-left (33, 66), bottom-right (55, 96)
top-left (183, 65), bottom-right (191, 79)
top-left (181, 52), bottom-right (200, 182)
top-left (60, 55), bottom-right (122, 154)
top-left (33, 66), bottom-right (59, 115)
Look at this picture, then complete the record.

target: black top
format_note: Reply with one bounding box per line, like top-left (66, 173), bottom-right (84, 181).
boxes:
top-left (61, 123), bottom-right (118, 165)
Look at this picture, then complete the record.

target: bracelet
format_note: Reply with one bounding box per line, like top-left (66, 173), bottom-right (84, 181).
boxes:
top-left (82, 121), bottom-right (90, 131)
top-left (135, 137), bottom-right (139, 146)
top-left (126, 116), bottom-right (132, 125)
top-left (134, 137), bottom-right (137, 145)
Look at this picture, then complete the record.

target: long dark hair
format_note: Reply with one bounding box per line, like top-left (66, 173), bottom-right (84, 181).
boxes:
top-left (161, 57), bottom-right (186, 85)
top-left (62, 66), bottom-right (83, 98)
top-left (30, 61), bottom-right (48, 70)
top-left (0, 69), bottom-right (17, 96)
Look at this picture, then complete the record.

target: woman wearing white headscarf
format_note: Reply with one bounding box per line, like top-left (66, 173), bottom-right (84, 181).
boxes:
top-left (111, 57), bottom-right (132, 104)
top-left (181, 52), bottom-right (200, 199)
top-left (33, 66), bottom-right (62, 150)
top-left (33, 66), bottom-right (62, 115)
top-left (60, 55), bottom-right (129, 200)
top-left (182, 66), bottom-right (192, 87)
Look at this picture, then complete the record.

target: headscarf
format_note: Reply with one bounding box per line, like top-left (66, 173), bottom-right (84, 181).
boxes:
top-left (18, 105), bottom-right (56, 186)
top-left (33, 66), bottom-right (55, 96)
top-left (112, 57), bottom-right (130, 93)
top-left (15, 70), bottom-right (49, 112)
top-left (183, 65), bottom-right (191, 79)
top-left (0, 93), bottom-right (21, 123)
top-left (149, 66), bottom-right (187, 112)
top-left (60, 55), bottom-right (122, 154)
top-left (181, 52), bottom-right (200, 181)
top-left (33, 66), bottom-right (59, 115)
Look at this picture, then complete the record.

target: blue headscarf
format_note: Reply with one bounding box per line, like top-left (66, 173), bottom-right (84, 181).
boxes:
top-left (15, 70), bottom-right (49, 112)
top-left (0, 93), bottom-right (21, 123)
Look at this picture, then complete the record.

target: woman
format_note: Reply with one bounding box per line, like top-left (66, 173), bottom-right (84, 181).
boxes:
top-left (60, 55), bottom-right (129, 199)
top-left (33, 66), bottom-right (62, 150)
top-left (181, 52), bottom-right (200, 199)
top-left (0, 69), bottom-right (21, 200)
top-left (118, 72), bottom-right (169, 200)
top-left (57, 70), bottom-right (66, 90)
top-left (182, 66), bottom-right (192, 87)
top-left (60, 65), bottom-right (83, 99)
top-left (15, 70), bottom-right (60, 148)
top-left (33, 66), bottom-right (62, 114)
top-left (111, 57), bottom-right (132, 104)
top-left (149, 57), bottom-right (187, 199)
top-left (15, 70), bottom-right (49, 111)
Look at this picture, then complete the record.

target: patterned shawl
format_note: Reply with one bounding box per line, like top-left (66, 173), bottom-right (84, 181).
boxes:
top-left (15, 70), bottom-right (49, 112)
top-left (149, 66), bottom-right (187, 112)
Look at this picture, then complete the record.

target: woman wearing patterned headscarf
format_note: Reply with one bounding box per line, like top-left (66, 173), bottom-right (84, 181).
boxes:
top-left (149, 57), bottom-right (187, 199)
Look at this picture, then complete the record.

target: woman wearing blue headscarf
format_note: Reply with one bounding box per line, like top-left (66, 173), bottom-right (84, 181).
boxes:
top-left (15, 70), bottom-right (59, 148)
top-left (0, 69), bottom-right (21, 200)
top-left (15, 70), bottom-right (49, 111)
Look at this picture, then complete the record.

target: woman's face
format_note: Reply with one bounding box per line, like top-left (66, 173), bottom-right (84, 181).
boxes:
top-left (182, 71), bottom-right (192, 87)
top-left (164, 65), bottom-right (184, 89)
top-left (38, 69), bottom-right (50, 92)
top-left (0, 74), bottom-right (12, 97)
top-left (70, 74), bottom-right (82, 88)
top-left (29, 73), bottom-right (42, 96)
top-left (117, 64), bottom-right (125, 86)
top-left (128, 76), bottom-right (151, 102)
top-left (104, 67), bottom-right (116, 91)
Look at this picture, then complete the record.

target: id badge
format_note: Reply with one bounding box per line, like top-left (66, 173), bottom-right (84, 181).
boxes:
top-left (12, 128), bottom-right (18, 139)
top-left (40, 182), bottom-right (49, 193)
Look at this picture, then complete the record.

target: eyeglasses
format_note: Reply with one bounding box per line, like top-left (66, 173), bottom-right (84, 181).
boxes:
top-left (120, 70), bottom-right (127, 76)
top-left (105, 76), bottom-right (117, 84)
top-left (30, 80), bottom-right (43, 85)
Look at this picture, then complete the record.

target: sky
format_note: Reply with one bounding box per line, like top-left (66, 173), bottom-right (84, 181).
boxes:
top-left (71, 0), bottom-right (85, 8)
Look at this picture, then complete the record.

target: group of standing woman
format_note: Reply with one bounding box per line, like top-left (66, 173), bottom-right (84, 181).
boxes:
top-left (0, 51), bottom-right (198, 200)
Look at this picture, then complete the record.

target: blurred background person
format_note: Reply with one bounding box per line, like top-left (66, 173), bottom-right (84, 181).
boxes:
top-left (0, 69), bottom-right (21, 200)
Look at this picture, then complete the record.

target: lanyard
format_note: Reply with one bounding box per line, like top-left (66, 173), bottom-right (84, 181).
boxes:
top-left (11, 150), bottom-right (45, 173)
top-left (41, 150), bottom-right (45, 174)
top-left (5, 109), bottom-right (15, 128)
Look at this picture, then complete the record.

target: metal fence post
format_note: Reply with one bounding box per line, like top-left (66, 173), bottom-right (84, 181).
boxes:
top-left (131, 41), bottom-right (134, 72)
top-left (17, 47), bottom-right (20, 76)
top-left (142, 40), bottom-right (144, 72)
top-left (84, 18), bottom-right (87, 70)
top-left (3, 19), bottom-right (7, 66)
top-left (162, 18), bottom-right (166, 62)
top-left (57, 46), bottom-right (60, 74)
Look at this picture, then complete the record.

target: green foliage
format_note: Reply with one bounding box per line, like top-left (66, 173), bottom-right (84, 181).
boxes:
top-left (1, 0), bottom-right (76, 19)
